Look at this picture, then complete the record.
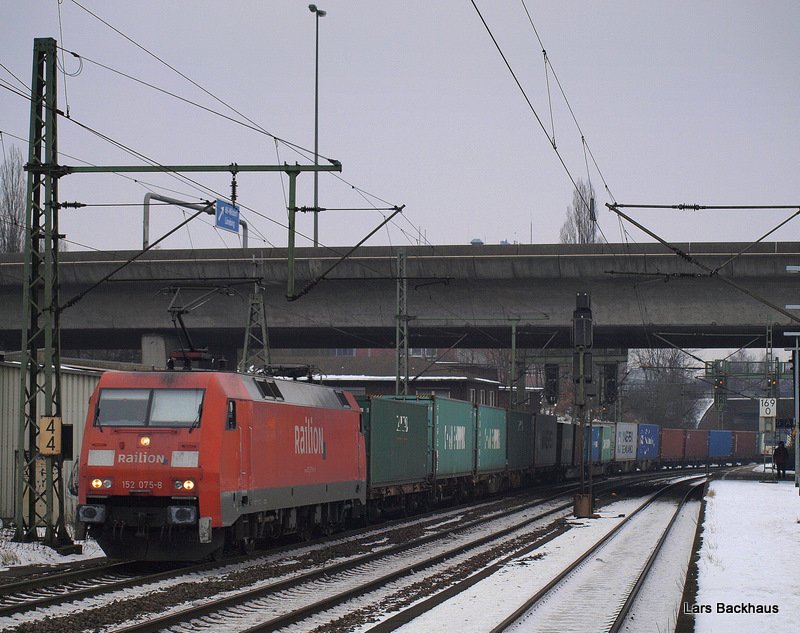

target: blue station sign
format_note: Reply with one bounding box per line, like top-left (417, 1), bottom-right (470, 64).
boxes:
top-left (215, 199), bottom-right (240, 233)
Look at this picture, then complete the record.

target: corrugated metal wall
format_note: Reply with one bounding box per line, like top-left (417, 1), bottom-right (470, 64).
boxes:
top-left (0, 362), bottom-right (101, 524)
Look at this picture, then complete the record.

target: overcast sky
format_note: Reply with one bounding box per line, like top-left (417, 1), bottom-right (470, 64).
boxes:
top-left (1, 1), bottom-right (798, 253)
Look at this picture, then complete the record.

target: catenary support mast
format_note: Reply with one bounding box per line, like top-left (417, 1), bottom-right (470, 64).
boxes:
top-left (15, 37), bottom-right (71, 547)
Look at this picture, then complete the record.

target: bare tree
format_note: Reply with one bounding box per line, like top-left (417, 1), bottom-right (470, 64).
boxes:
top-left (622, 348), bottom-right (705, 428)
top-left (559, 179), bottom-right (598, 244)
top-left (1, 145), bottom-right (25, 253)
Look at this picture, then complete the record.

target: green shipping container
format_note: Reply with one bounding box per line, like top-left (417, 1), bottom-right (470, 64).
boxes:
top-left (476, 405), bottom-right (507, 474)
top-left (430, 397), bottom-right (476, 478)
top-left (507, 410), bottom-right (534, 471)
top-left (358, 396), bottom-right (430, 486)
top-left (385, 396), bottom-right (475, 479)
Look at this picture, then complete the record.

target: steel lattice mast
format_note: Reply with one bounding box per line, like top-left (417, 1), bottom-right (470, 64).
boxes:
top-left (14, 37), bottom-right (71, 547)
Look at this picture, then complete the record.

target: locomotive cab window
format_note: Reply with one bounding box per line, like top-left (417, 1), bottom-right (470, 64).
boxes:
top-left (95, 388), bottom-right (204, 428)
top-left (334, 390), bottom-right (350, 408)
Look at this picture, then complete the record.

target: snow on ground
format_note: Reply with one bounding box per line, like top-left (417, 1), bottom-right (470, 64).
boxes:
top-left (387, 497), bottom-right (658, 633)
top-left (0, 530), bottom-right (104, 572)
top-left (694, 477), bottom-right (800, 633)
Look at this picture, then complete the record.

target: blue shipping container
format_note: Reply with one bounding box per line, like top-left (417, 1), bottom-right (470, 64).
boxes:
top-left (583, 426), bottom-right (602, 462)
top-left (637, 423), bottom-right (661, 460)
top-left (708, 430), bottom-right (733, 458)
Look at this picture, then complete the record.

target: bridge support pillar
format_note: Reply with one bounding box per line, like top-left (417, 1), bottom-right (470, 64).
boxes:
top-left (141, 334), bottom-right (180, 369)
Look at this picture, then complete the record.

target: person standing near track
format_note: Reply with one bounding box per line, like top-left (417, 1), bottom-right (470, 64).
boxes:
top-left (773, 441), bottom-right (789, 480)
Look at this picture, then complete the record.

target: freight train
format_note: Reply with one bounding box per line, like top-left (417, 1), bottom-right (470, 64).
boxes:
top-left (76, 370), bottom-right (759, 561)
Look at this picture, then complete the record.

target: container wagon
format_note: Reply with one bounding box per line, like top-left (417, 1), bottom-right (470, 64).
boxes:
top-left (507, 410), bottom-right (534, 487)
top-left (391, 396), bottom-right (476, 501)
top-left (557, 421), bottom-right (576, 476)
top-left (614, 422), bottom-right (637, 472)
top-left (358, 396), bottom-right (430, 517)
top-left (660, 428), bottom-right (686, 465)
top-left (533, 414), bottom-right (559, 479)
top-left (708, 430), bottom-right (733, 460)
top-left (733, 431), bottom-right (757, 462)
top-left (637, 423), bottom-right (661, 469)
top-left (599, 424), bottom-right (615, 466)
top-left (475, 404), bottom-right (507, 494)
top-left (684, 430), bottom-right (708, 464)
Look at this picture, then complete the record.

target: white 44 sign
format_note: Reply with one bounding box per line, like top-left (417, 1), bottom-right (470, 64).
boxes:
top-left (759, 398), bottom-right (777, 418)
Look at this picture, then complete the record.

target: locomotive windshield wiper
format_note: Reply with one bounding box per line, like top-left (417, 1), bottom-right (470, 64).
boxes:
top-left (188, 403), bottom-right (202, 434)
top-left (94, 405), bottom-right (103, 432)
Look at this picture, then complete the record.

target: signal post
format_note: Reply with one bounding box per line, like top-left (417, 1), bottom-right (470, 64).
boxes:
top-left (573, 291), bottom-right (594, 518)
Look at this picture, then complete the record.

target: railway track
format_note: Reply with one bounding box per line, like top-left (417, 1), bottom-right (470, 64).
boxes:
top-left (490, 476), bottom-right (706, 633)
top-left (107, 492), bottom-right (580, 632)
top-left (102, 476), bottom-right (680, 633)
top-left (0, 484), bottom-right (579, 632)
top-left (0, 560), bottom-right (199, 619)
top-left (0, 472), bottom-right (706, 632)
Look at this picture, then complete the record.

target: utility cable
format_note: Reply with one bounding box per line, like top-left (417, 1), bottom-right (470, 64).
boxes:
top-left (472, 0), bottom-right (617, 256)
top-left (607, 203), bottom-right (800, 325)
top-left (0, 63), bottom-right (29, 92)
top-left (518, 0), bottom-right (617, 204)
top-left (58, 47), bottom-right (330, 163)
top-left (56, 0), bottom-right (77, 117)
top-left (59, 44), bottom-right (430, 247)
top-left (6, 55), bottom-right (413, 281)
top-left (60, 205), bottom-right (211, 311)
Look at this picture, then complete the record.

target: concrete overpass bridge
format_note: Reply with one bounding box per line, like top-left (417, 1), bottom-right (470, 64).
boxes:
top-left (1, 242), bottom-right (799, 363)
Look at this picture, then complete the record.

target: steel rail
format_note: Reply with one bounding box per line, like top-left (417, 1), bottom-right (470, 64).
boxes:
top-left (609, 480), bottom-right (706, 633)
top-left (112, 472), bottom-right (694, 633)
top-left (487, 475), bottom-right (707, 633)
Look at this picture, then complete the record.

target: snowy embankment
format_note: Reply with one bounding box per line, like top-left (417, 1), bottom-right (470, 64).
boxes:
top-left (694, 476), bottom-right (800, 632)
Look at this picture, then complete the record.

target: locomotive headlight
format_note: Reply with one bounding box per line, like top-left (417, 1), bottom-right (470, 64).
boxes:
top-left (103, 479), bottom-right (112, 489)
top-left (175, 479), bottom-right (195, 491)
top-left (139, 436), bottom-right (151, 447)
top-left (91, 478), bottom-right (103, 489)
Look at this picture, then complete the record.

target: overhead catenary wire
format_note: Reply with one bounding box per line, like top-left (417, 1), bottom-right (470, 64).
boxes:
top-left (60, 205), bottom-right (212, 311)
top-left (518, 0), bottom-right (617, 205)
top-left (11, 98), bottom-right (403, 284)
top-left (471, 0), bottom-right (616, 252)
top-left (56, 0), bottom-right (76, 117)
top-left (607, 202), bottom-right (800, 325)
top-left (62, 4), bottom-right (430, 246)
top-left (56, 46), bottom-right (331, 164)
top-left (8, 0), bottom-right (433, 251)
top-left (0, 63), bottom-right (29, 92)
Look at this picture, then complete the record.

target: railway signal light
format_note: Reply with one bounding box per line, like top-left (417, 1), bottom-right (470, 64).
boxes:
top-left (600, 363), bottom-right (618, 405)
top-left (572, 292), bottom-right (593, 349)
top-left (713, 374), bottom-right (727, 409)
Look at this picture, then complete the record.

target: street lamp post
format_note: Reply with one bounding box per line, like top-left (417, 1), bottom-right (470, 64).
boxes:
top-left (309, 4), bottom-right (326, 247)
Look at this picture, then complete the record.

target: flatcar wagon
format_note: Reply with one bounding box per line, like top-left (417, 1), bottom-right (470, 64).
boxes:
top-left (358, 395), bottom-right (429, 518)
top-left (507, 410), bottom-right (535, 487)
top-left (77, 370), bottom-right (366, 560)
top-left (708, 430), bottom-right (734, 460)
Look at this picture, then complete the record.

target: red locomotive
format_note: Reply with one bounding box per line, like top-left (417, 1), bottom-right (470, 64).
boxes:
top-left (77, 370), bottom-right (366, 560)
